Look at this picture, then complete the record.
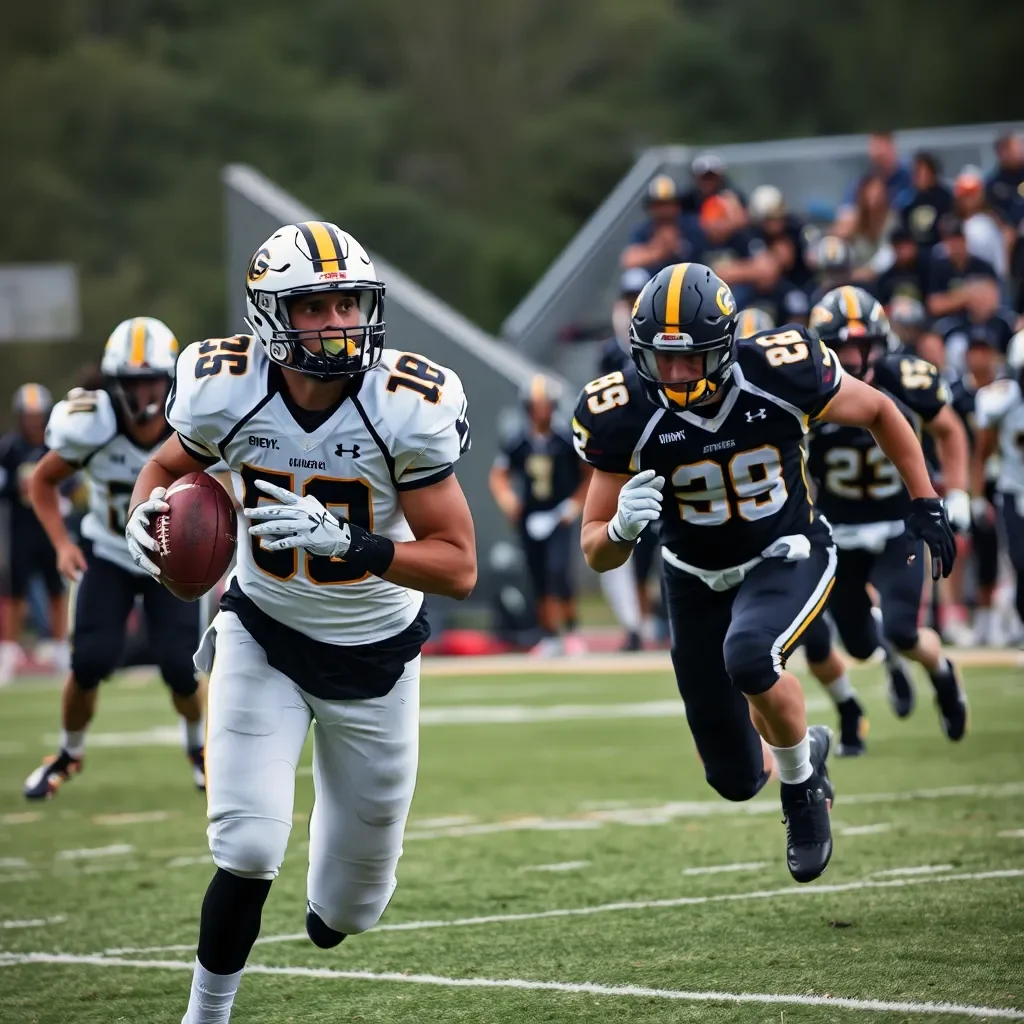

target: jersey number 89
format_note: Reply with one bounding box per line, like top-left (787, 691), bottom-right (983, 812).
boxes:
top-left (672, 445), bottom-right (787, 525)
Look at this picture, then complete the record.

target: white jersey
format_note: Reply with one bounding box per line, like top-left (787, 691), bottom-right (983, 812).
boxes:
top-left (975, 378), bottom-right (1024, 497)
top-left (46, 389), bottom-right (168, 574)
top-left (167, 337), bottom-right (469, 646)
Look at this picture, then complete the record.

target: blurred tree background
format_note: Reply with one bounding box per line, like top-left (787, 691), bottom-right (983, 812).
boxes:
top-left (1, 0), bottom-right (1019, 409)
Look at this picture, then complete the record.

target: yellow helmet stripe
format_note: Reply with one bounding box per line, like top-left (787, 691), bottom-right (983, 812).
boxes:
top-left (530, 374), bottom-right (547, 404)
top-left (840, 286), bottom-right (862, 321)
top-left (663, 262), bottom-right (691, 328)
top-left (298, 221), bottom-right (341, 274)
top-left (22, 384), bottom-right (40, 411)
top-left (129, 318), bottom-right (148, 366)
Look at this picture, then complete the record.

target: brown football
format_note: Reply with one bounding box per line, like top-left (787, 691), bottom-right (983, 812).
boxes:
top-left (153, 472), bottom-right (237, 601)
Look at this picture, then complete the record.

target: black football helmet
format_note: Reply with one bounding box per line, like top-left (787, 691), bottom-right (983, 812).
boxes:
top-left (809, 286), bottom-right (891, 378)
top-left (629, 263), bottom-right (738, 409)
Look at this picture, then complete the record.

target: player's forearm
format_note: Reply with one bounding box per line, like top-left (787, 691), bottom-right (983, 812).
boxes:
top-left (488, 468), bottom-right (520, 519)
top-left (383, 538), bottom-right (477, 600)
top-left (581, 520), bottom-right (634, 572)
top-left (970, 431), bottom-right (998, 498)
top-left (926, 291), bottom-right (964, 317)
top-left (929, 414), bottom-right (969, 493)
top-left (866, 400), bottom-right (937, 500)
top-left (28, 476), bottom-right (72, 552)
top-left (129, 459), bottom-right (179, 517)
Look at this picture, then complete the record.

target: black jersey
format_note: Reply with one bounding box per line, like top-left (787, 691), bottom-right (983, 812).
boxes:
top-left (572, 327), bottom-right (840, 570)
top-left (496, 425), bottom-right (582, 514)
top-left (807, 353), bottom-right (947, 526)
top-left (597, 336), bottom-right (632, 377)
top-left (0, 432), bottom-right (48, 541)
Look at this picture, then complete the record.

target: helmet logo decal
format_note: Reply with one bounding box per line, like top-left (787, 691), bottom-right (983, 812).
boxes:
top-left (248, 247), bottom-right (272, 282)
top-left (809, 306), bottom-right (833, 328)
top-left (269, 341), bottom-right (291, 363)
top-left (715, 285), bottom-right (736, 316)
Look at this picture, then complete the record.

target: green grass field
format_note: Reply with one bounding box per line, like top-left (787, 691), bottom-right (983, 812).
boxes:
top-left (0, 654), bottom-right (1022, 1023)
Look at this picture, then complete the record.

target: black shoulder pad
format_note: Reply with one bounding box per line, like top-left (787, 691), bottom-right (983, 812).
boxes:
top-left (571, 369), bottom-right (651, 474)
top-left (874, 354), bottom-right (949, 422)
top-left (737, 326), bottom-right (841, 418)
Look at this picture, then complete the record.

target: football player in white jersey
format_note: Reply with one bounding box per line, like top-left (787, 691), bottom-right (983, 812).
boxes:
top-left (22, 317), bottom-right (206, 799)
top-left (972, 329), bottom-right (1024, 630)
top-left (125, 221), bottom-right (476, 1024)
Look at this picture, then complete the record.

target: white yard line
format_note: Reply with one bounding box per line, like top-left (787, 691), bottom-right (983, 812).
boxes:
top-left (166, 856), bottom-right (212, 869)
top-left (0, 953), bottom-right (1019, 1019)
top-left (1, 812), bottom-right (40, 826)
top-left (519, 861), bottom-right (591, 873)
top-left (841, 823), bottom-right (893, 836)
top-left (98, 868), bottom-right (1024, 957)
top-left (92, 811), bottom-right (176, 826)
top-left (0, 858), bottom-right (30, 869)
top-left (55, 844), bottom-right (134, 861)
top-left (1, 916), bottom-right (65, 930)
top-left (682, 861), bottom-right (769, 876)
top-left (404, 782), bottom-right (1024, 841)
top-left (872, 865), bottom-right (953, 877)
top-left (998, 830), bottom-right (1024, 839)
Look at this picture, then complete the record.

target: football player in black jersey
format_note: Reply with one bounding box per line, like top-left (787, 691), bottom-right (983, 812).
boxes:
top-left (803, 287), bottom-right (970, 749)
top-left (573, 263), bottom-right (955, 883)
top-left (0, 384), bottom-right (66, 684)
top-left (491, 374), bottom-right (591, 655)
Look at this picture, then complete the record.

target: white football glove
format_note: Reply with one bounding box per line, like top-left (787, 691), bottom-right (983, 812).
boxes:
top-left (125, 486), bottom-right (168, 577)
top-left (608, 469), bottom-right (665, 543)
top-left (244, 480), bottom-right (352, 557)
top-left (943, 489), bottom-right (971, 535)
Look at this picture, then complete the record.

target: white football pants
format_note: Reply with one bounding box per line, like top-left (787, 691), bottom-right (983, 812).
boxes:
top-left (201, 611), bottom-right (419, 935)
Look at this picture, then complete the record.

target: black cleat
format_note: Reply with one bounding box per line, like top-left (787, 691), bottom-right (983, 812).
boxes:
top-left (23, 749), bottom-right (83, 800)
top-left (621, 631), bottom-right (643, 652)
top-left (885, 656), bottom-right (915, 719)
top-left (835, 697), bottom-right (867, 757)
top-left (781, 726), bottom-right (834, 884)
top-left (931, 659), bottom-right (968, 741)
top-left (306, 903), bottom-right (347, 949)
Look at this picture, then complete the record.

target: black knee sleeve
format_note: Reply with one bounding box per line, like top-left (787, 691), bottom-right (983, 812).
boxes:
top-left (705, 765), bottom-right (771, 803)
top-left (160, 658), bottom-right (199, 697)
top-left (306, 905), bottom-right (347, 949)
top-left (722, 627), bottom-right (777, 695)
top-left (197, 868), bottom-right (272, 975)
top-left (70, 644), bottom-right (118, 691)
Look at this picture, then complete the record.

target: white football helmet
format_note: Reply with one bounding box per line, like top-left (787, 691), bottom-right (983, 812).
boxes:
top-left (12, 383), bottom-right (53, 416)
top-left (244, 221), bottom-right (385, 379)
top-left (101, 317), bottom-right (179, 423)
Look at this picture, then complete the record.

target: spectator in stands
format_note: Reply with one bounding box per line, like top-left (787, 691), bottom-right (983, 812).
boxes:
top-left (954, 166), bottom-right (1009, 282)
top-left (692, 194), bottom-right (767, 300)
top-left (489, 375), bottom-right (591, 657)
top-left (0, 385), bottom-right (67, 685)
top-left (845, 131), bottom-right (913, 207)
top-left (985, 131), bottom-right (1024, 225)
top-left (744, 252), bottom-right (810, 326)
top-left (835, 173), bottom-right (900, 276)
top-left (875, 226), bottom-right (929, 308)
top-left (928, 275), bottom-right (1019, 375)
top-left (680, 152), bottom-right (747, 219)
top-left (926, 215), bottom-right (999, 320)
top-left (621, 174), bottom-right (693, 275)
top-left (748, 185), bottom-right (813, 289)
top-left (900, 151), bottom-right (954, 252)
top-left (888, 295), bottom-right (931, 357)
top-left (599, 267), bottom-right (649, 376)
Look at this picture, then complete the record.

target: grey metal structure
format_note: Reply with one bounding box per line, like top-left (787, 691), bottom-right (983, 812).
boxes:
top-left (503, 120), bottom-right (1024, 365)
top-left (223, 164), bottom-right (571, 612)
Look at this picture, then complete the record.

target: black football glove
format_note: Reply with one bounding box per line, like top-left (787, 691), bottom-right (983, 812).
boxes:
top-left (906, 497), bottom-right (956, 580)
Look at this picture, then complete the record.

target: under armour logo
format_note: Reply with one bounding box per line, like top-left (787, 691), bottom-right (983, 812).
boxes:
top-left (335, 444), bottom-right (361, 458)
top-left (745, 409), bottom-right (767, 422)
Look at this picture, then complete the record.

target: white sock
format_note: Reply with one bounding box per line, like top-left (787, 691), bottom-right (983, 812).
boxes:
top-left (183, 960), bottom-right (243, 1024)
top-left (973, 608), bottom-right (993, 641)
top-left (598, 559), bottom-right (642, 632)
top-left (825, 674), bottom-right (856, 705)
top-left (768, 733), bottom-right (812, 785)
top-left (182, 716), bottom-right (205, 752)
top-left (61, 729), bottom-right (86, 758)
